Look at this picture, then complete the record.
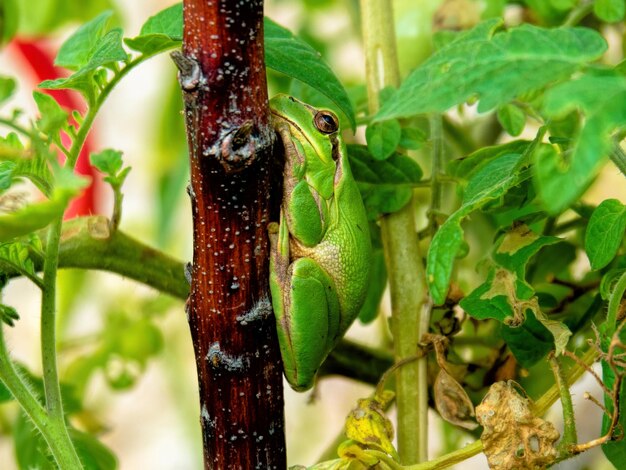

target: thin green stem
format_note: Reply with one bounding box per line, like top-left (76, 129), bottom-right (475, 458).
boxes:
top-left (549, 354), bottom-right (577, 455)
top-left (0, 328), bottom-right (48, 429)
top-left (32, 55), bottom-right (153, 468)
top-left (111, 186), bottom-right (123, 231)
top-left (0, 324), bottom-right (81, 467)
top-left (564, 1), bottom-right (594, 26)
top-left (40, 218), bottom-right (64, 420)
top-left (0, 117), bottom-right (32, 137)
top-left (606, 271), bottom-right (626, 332)
top-left (67, 55), bottom-right (151, 167)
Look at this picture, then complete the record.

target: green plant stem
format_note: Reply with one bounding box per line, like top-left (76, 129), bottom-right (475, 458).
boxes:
top-left (0, 328), bottom-right (82, 467)
top-left (606, 270), bottom-right (626, 331)
top-left (360, 0), bottom-right (429, 463)
top-left (3, 216), bottom-right (188, 299)
top-left (564, 1), bottom-right (594, 26)
top-left (40, 218), bottom-right (64, 421)
top-left (0, 118), bottom-right (32, 137)
top-left (31, 57), bottom-right (152, 467)
top-left (549, 354), bottom-right (577, 455)
top-left (39, 218), bottom-right (83, 469)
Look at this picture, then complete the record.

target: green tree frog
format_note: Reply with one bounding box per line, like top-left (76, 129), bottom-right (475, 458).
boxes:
top-left (268, 95), bottom-right (372, 391)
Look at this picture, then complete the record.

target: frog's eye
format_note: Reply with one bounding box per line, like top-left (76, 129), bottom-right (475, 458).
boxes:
top-left (314, 111), bottom-right (339, 134)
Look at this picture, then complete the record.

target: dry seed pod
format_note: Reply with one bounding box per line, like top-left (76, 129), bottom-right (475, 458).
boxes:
top-left (434, 368), bottom-right (478, 430)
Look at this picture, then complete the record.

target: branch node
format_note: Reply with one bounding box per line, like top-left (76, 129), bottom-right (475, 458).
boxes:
top-left (171, 51), bottom-right (202, 92)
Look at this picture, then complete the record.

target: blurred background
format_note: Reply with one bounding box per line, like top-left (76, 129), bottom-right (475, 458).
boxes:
top-left (0, 0), bottom-right (622, 468)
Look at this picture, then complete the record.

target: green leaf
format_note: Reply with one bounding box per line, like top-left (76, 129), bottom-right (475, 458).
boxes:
top-left (585, 199), bottom-right (626, 270)
top-left (375, 20), bottom-right (606, 120)
top-left (497, 103), bottom-right (526, 136)
top-left (448, 140), bottom-right (529, 180)
top-left (460, 227), bottom-right (570, 355)
top-left (0, 133), bottom-right (54, 196)
top-left (265, 18), bottom-right (355, 130)
top-left (39, 72), bottom-right (97, 104)
top-left (0, 161), bottom-right (15, 191)
top-left (0, 238), bottom-right (40, 284)
top-left (33, 91), bottom-right (68, 135)
top-left (0, 76), bottom-right (16, 105)
top-left (0, 303), bottom-right (19, 326)
top-left (0, 169), bottom-right (89, 241)
top-left (90, 149), bottom-right (123, 176)
top-left (138, 2), bottom-right (182, 38)
top-left (594, 0), bottom-right (626, 22)
top-left (15, 414), bottom-right (117, 470)
top-left (69, 429), bottom-right (118, 470)
top-left (14, 412), bottom-right (55, 470)
top-left (55, 10), bottom-right (113, 70)
top-left (365, 120), bottom-right (402, 160)
top-left (124, 34), bottom-right (180, 55)
top-left (492, 225), bottom-right (562, 276)
top-left (427, 153), bottom-right (524, 304)
top-left (84, 28), bottom-right (128, 69)
top-left (500, 311), bottom-right (553, 367)
top-left (462, 153), bottom-right (524, 206)
top-left (348, 144), bottom-right (422, 219)
top-left (537, 73), bottom-right (626, 214)
top-left (399, 127), bottom-right (426, 150)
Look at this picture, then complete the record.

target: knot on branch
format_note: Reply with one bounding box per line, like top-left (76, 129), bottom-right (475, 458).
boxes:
top-left (171, 51), bottom-right (202, 92)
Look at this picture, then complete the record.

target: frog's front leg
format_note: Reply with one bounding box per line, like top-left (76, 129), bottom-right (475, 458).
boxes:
top-left (269, 213), bottom-right (341, 391)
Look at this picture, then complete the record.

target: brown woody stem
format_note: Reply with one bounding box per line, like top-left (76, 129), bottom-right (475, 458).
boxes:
top-left (178, 0), bottom-right (286, 467)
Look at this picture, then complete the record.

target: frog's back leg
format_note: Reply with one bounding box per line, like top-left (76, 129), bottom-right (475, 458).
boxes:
top-left (272, 257), bottom-right (341, 391)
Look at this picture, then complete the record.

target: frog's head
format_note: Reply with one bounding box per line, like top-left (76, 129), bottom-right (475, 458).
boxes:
top-left (270, 94), bottom-right (341, 200)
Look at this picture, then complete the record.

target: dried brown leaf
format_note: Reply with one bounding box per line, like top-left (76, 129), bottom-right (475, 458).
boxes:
top-left (476, 381), bottom-right (559, 470)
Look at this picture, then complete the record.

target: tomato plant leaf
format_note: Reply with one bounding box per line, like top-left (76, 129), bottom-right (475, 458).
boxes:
top-left (33, 91), bottom-right (68, 136)
top-left (375, 20), bottom-right (606, 120)
top-left (0, 169), bottom-right (89, 242)
top-left (537, 73), bottom-right (626, 214)
top-left (0, 303), bottom-right (19, 326)
top-left (365, 120), bottom-right (402, 160)
top-left (90, 149), bottom-right (123, 176)
top-left (55, 11), bottom-right (114, 70)
top-left (585, 199), bottom-right (626, 270)
top-left (265, 18), bottom-right (355, 130)
top-left (594, 0), bottom-right (626, 22)
top-left (0, 238), bottom-right (40, 284)
top-left (124, 3), bottom-right (182, 54)
top-left (137, 2), bottom-right (182, 39)
top-left (448, 140), bottom-right (529, 181)
top-left (348, 144), bottom-right (422, 219)
top-left (399, 127), bottom-right (426, 150)
top-left (497, 103), bottom-right (526, 136)
top-left (428, 153), bottom-right (524, 304)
